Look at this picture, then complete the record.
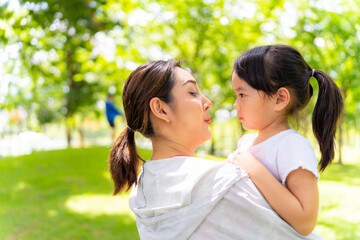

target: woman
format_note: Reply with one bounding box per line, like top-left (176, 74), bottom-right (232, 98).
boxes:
top-left (109, 60), bottom-right (322, 240)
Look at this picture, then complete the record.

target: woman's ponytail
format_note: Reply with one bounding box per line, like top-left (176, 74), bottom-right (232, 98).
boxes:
top-left (109, 127), bottom-right (141, 195)
top-left (108, 60), bottom-right (179, 195)
top-left (312, 70), bottom-right (344, 171)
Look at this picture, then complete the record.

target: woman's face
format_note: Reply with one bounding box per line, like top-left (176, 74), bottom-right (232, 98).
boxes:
top-left (168, 67), bottom-right (212, 148)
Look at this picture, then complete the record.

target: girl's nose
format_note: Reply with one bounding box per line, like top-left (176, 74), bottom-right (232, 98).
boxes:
top-left (233, 101), bottom-right (239, 111)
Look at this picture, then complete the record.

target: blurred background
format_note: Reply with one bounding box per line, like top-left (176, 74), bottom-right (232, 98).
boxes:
top-left (1, 0), bottom-right (359, 239)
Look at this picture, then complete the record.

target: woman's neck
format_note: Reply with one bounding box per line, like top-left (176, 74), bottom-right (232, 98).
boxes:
top-left (151, 137), bottom-right (195, 160)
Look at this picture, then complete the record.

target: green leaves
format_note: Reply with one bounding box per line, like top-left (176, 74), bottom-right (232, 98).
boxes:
top-left (2, 0), bottom-right (360, 145)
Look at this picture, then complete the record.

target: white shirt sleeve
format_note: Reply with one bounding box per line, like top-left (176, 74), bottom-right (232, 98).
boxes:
top-left (276, 134), bottom-right (320, 185)
top-left (191, 173), bottom-right (323, 240)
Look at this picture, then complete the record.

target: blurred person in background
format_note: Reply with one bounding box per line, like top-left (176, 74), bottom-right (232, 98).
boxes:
top-left (106, 94), bottom-right (123, 141)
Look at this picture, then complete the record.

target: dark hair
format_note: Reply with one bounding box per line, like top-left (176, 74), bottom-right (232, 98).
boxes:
top-left (234, 44), bottom-right (343, 171)
top-left (109, 60), bottom-right (180, 195)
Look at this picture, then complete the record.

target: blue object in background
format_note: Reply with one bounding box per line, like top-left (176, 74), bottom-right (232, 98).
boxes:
top-left (106, 100), bottom-right (123, 127)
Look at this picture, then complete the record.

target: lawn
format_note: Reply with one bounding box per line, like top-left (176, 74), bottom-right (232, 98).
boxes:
top-left (1, 147), bottom-right (359, 240)
top-left (0, 147), bottom-right (151, 240)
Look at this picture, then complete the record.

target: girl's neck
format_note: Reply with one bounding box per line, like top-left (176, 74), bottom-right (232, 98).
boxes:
top-left (254, 121), bottom-right (291, 146)
top-left (151, 137), bottom-right (195, 160)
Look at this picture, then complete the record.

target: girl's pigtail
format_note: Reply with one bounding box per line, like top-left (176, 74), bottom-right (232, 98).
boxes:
top-left (312, 70), bottom-right (344, 171)
top-left (109, 127), bottom-right (141, 195)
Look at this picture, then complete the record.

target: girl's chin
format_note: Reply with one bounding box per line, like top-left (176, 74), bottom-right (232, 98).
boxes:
top-left (242, 124), bottom-right (251, 130)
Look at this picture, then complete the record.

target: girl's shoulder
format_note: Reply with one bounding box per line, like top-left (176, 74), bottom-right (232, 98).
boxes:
top-left (276, 129), bottom-right (317, 164)
top-left (279, 129), bottom-right (313, 148)
top-left (275, 130), bottom-right (319, 184)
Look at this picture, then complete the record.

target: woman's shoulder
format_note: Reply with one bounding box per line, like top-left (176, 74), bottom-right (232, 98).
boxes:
top-left (144, 156), bottom-right (218, 166)
top-left (143, 156), bottom-right (227, 177)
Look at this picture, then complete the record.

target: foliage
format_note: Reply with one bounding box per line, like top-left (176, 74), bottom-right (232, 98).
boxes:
top-left (1, 0), bottom-right (359, 151)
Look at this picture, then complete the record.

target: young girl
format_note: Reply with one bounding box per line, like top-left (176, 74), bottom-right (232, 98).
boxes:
top-left (229, 44), bottom-right (343, 236)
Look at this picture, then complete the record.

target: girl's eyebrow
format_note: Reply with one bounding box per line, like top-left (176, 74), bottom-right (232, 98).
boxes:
top-left (235, 86), bottom-right (248, 91)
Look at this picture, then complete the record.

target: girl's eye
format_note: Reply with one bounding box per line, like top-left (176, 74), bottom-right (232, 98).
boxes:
top-left (239, 93), bottom-right (245, 98)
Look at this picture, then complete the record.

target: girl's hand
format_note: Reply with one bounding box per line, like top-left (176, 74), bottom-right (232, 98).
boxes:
top-left (232, 151), bottom-right (319, 235)
top-left (231, 151), bottom-right (263, 178)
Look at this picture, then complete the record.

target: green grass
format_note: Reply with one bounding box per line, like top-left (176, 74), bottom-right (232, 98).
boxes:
top-left (1, 147), bottom-right (359, 239)
top-left (316, 164), bottom-right (360, 239)
top-left (0, 147), bottom-right (151, 240)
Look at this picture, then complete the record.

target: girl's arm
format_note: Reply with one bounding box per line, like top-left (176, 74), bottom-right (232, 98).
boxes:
top-left (233, 151), bottom-right (319, 236)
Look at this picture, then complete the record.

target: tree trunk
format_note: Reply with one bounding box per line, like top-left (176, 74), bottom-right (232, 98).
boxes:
top-left (210, 123), bottom-right (215, 155)
top-left (232, 119), bottom-right (243, 149)
top-left (79, 128), bottom-right (85, 147)
top-left (66, 126), bottom-right (72, 148)
top-left (338, 118), bottom-right (343, 165)
top-left (79, 116), bottom-right (85, 147)
top-left (65, 48), bottom-right (76, 148)
top-left (337, 85), bottom-right (347, 166)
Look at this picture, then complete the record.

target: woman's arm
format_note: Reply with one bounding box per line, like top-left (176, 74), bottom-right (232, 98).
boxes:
top-left (232, 151), bottom-right (319, 236)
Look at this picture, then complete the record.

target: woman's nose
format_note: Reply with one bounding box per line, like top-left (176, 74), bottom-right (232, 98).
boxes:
top-left (204, 97), bottom-right (212, 111)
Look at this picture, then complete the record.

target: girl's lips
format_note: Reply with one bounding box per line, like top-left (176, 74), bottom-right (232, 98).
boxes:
top-left (205, 118), bottom-right (211, 124)
top-left (238, 117), bottom-right (244, 121)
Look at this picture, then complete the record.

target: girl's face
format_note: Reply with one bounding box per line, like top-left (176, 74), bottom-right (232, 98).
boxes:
top-left (231, 72), bottom-right (277, 131)
top-left (168, 67), bottom-right (212, 147)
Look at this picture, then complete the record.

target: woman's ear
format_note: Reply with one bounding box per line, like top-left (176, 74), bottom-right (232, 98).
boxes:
top-left (149, 97), bottom-right (171, 123)
top-left (274, 87), bottom-right (291, 112)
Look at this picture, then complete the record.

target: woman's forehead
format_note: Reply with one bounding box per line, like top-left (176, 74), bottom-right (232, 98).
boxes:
top-left (175, 67), bottom-right (196, 84)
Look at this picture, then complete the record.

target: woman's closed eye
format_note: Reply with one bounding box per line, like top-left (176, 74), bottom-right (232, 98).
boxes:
top-left (189, 91), bottom-right (199, 97)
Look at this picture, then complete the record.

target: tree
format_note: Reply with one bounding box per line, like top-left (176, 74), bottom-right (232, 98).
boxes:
top-left (1, 0), bottom-right (359, 158)
top-left (2, 0), bottom-right (117, 146)
top-left (291, 0), bottom-right (360, 164)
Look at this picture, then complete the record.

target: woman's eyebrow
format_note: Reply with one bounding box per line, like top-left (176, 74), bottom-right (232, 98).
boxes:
top-left (182, 80), bottom-right (197, 86)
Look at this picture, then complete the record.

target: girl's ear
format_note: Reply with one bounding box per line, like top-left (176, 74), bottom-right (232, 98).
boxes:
top-left (149, 97), bottom-right (171, 123)
top-left (274, 87), bottom-right (291, 112)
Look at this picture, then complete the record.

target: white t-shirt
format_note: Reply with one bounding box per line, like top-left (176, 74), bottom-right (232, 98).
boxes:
top-left (129, 156), bottom-right (322, 239)
top-left (233, 129), bottom-right (319, 186)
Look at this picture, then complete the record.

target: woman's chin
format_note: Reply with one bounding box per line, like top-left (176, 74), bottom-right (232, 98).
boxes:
top-left (194, 133), bottom-right (211, 147)
top-left (204, 131), bottom-right (212, 142)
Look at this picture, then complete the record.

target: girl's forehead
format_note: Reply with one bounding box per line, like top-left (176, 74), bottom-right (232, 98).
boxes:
top-left (231, 74), bottom-right (248, 89)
